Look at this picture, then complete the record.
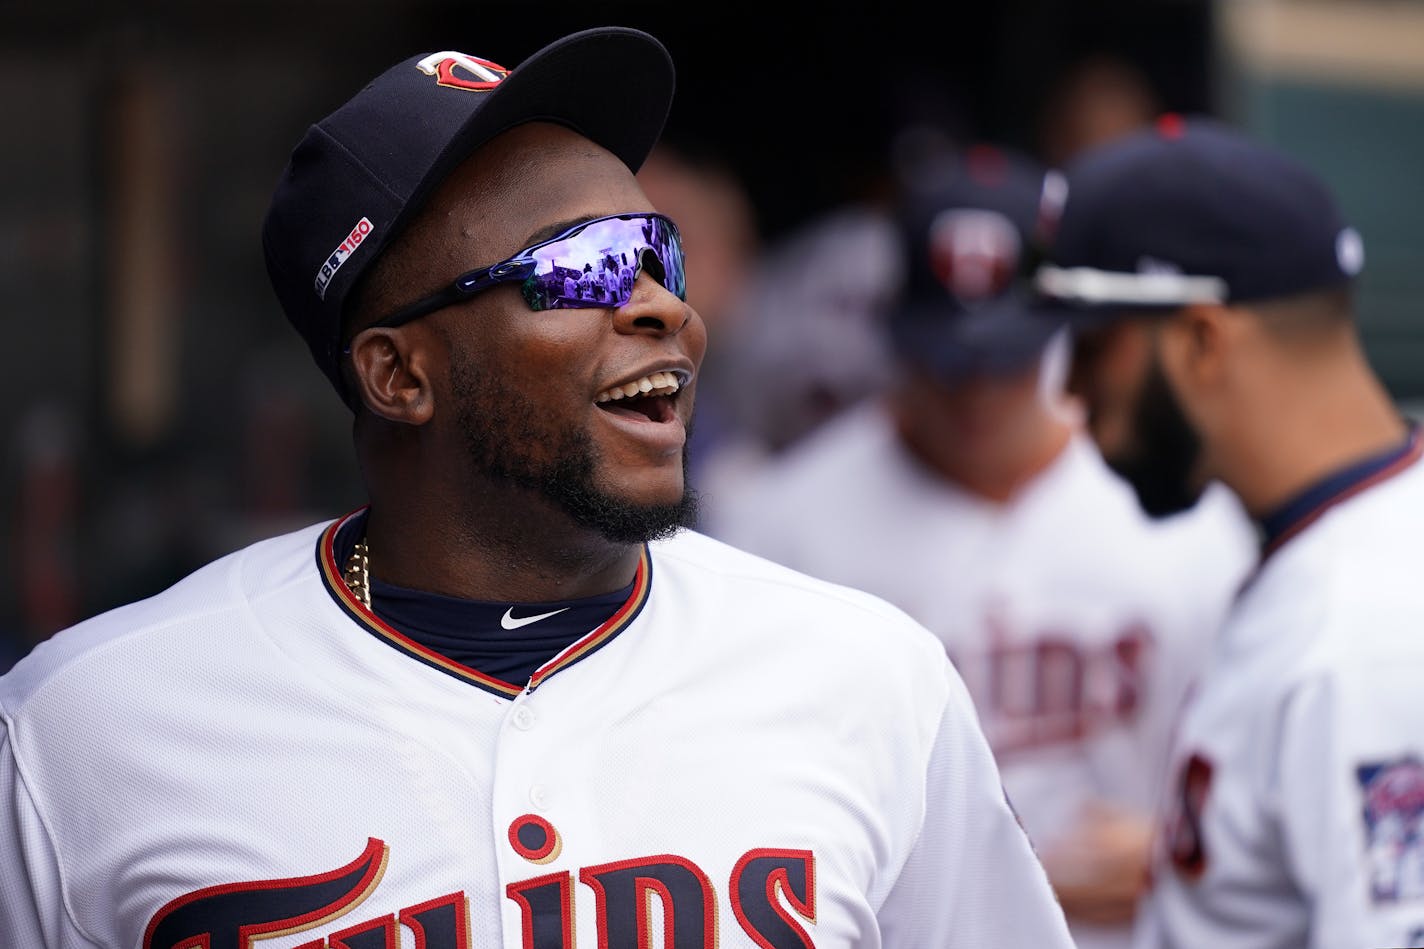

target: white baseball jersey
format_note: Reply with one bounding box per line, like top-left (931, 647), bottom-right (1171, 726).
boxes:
top-left (704, 399), bottom-right (1258, 949)
top-left (1135, 432), bottom-right (1424, 949)
top-left (0, 513), bottom-right (1075, 948)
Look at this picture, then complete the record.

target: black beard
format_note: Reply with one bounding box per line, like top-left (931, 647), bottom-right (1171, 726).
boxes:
top-left (532, 440), bottom-right (701, 544)
top-left (1105, 356), bottom-right (1206, 519)
top-left (451, 355), bottom-right (700, 544)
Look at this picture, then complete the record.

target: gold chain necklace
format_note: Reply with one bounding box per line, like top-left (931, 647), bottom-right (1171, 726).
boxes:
top-left (342, 537), bottom-right (371, 609)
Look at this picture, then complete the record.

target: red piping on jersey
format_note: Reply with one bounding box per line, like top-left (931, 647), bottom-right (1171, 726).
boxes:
top-left (317, 508), bottom-right (650, 699)
top-left (1260, 427), bottom-right (1423, 563)
top-left (526, 549), bottom-right (650, 691)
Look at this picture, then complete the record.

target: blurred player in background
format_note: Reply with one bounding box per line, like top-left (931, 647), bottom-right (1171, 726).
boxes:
top-left (694, 201), bottom-right (902, 503)
top-left (1033, 114), bottom-right (1424, 948)
top-left (706, 143), bottom-right (1256, 949)
top-left (1038, 53), bottom-right (1162, 170)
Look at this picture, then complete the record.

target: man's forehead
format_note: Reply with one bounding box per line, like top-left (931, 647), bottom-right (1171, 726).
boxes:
top-left (433, 125), bottom-right (638, 227)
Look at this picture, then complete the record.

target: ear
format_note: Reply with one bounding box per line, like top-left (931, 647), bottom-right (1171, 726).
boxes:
top-left (1162, 302), bottom-right (1231, 388)
top-left (345, 327), bottom-right (437, 425)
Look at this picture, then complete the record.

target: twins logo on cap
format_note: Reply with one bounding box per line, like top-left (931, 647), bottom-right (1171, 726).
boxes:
top-left (416, 51), bottom-right (510, 91)
top-left (928, 209), bottom-right (1021, 305)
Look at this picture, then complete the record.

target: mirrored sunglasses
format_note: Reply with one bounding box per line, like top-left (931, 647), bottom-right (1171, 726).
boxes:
top-left (366, 212), bottom-right (686, 332)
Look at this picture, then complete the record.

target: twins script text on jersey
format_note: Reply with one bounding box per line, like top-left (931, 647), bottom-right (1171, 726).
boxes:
top-left (140, 832), bottom-right (816, 949)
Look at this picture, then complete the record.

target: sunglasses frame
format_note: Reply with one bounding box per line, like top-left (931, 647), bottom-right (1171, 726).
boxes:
top-left (357, 212), bottom-right (685, 340)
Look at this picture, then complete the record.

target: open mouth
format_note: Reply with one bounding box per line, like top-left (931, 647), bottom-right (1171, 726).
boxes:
top-left (595, 370), bottom-right (684, 423)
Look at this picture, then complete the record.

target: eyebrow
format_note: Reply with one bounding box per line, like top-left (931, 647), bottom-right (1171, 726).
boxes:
top-left (520, 215), bottom-right (598, 248)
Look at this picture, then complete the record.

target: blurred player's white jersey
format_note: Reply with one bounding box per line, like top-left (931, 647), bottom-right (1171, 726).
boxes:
top-left (705, 399), bottom-right (1257, 949)
top-left (0, 517), bottom-right (1075, 948)
top-left (1136, 437), bottom-right (1424, 949)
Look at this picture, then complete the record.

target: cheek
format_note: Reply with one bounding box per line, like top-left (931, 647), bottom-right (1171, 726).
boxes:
top-left (661, 308), bottom-right (710, 414)
top-left (1091, 395), bottom-right (1138, 461)
top-left (1153, 332), bottom-right (1194, 402)
top-left (684, 308), bottom-right (710, 368)
top-left (478, 313), bottom-right (601, 398)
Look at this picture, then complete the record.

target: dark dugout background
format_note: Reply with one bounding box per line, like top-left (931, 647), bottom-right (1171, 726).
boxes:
top-left (404, 1), bottom-right (1216, 239)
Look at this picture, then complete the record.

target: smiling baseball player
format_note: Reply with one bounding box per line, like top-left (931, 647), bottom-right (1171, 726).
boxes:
top-left (0, 26), bottom-right (1076, 949)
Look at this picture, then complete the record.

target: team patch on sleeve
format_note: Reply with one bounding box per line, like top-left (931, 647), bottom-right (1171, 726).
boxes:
top-left (1358, 756), bottom-right (1424, 903)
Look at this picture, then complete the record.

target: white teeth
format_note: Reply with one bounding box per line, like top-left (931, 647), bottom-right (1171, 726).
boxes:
top-left (595, 371), bottom-right (684, 404)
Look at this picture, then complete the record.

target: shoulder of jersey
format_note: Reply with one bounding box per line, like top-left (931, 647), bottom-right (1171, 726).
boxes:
top-left (1236, 462), bottom-right (1424, 669)
top-left (0, 519), bottom-right (330, 715)
top-left (1271, 458), bottom-right (1424, 578)
top-left (654, 527), bottom-right (949, 659)
top-left (727, 401), bottom-right (890, 493)
top-left (1037, 433), bottom-right (1164, 529)
top-left (1154, 482), bottom-right (1258, 568)
top-left (702, 400), bottom-right (893, 534)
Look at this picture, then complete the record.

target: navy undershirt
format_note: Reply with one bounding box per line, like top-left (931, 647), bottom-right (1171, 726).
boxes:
top-left (1258, 421), bottom-right (1420, 552)
top-left (334, 513), bottom-right (632, 687)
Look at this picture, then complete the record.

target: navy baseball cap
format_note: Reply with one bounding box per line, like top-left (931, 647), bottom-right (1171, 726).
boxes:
top-left (888, 144), bottom-right (1067, 378)
top-left (1033, 114), bottom-right (1364, 317)
top-left (261, 27), bottom-right (676, 405)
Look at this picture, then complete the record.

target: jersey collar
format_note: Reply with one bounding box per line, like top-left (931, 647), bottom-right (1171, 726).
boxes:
top-left (1258, 422), bottom-right (1422, 562)
top-left (315, 507), bottom-right (651, 698)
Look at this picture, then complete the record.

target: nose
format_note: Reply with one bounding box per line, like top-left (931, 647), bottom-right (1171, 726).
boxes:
top-left (612, 271), bottom-right (694, 337)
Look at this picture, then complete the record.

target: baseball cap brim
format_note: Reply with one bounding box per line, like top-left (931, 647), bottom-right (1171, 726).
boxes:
top-left (1023, 286), bottom-right (1182, 332)
top-left (889, 292), bottom-right (1067, 378)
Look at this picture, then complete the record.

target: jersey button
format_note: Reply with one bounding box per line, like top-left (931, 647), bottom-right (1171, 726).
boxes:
top-left (529, 784), bottom-right (550, 809)
top-left (512, 706), bottom-right (536, 730)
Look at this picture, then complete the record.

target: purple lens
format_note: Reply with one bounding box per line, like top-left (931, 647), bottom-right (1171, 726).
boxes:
top-left (519, 214), bottom-right (686, 311)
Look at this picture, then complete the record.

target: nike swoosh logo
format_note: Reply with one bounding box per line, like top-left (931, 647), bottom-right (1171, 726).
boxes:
top-left (500, 607), bottom-right (570, 630)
